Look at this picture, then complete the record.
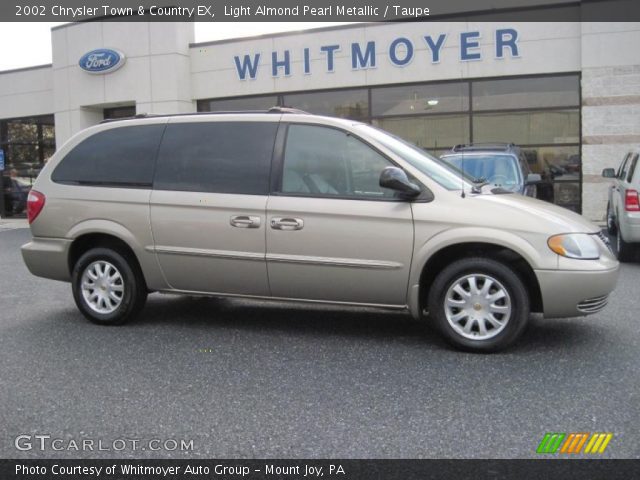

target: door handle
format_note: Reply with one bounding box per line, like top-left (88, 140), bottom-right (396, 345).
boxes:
top-left (270, 217), bottom-right (304, 231)
top-left (230, 215), bottom-right (261, 228)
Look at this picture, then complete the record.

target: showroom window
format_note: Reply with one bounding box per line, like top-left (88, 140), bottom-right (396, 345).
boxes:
top-left (282, 89), bottom-right (369, 121)
top-left (472, 76), bottom-right (580, 110)
top-left (197, 95), bottom-right (279, 112)
top-left (0, 115), bottom-right (55, 218)
top-left (372, 115), bottom-right (470, 153)
top-left (198, 73), bottom-right (581, 212)
top-left (370, 82), bottom-right (471, 158)
top-left (371, 82), bottom-right (469, 116)
top-left (469, 75), bottom-right (581, 212)
top-left (103, 106), bottom-right (136, 120)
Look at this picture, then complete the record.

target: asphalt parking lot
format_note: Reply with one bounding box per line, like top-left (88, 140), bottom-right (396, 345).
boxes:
top-left (1, 227), bottom-right (639, 459)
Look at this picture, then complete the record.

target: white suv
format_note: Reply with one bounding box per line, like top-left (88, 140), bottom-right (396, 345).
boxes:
top-left (603, 148), bottom-right (640, 261)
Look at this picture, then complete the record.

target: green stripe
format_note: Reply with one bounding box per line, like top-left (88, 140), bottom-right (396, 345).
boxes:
top-left (548, 433), bottom-right (566, 453)
top-left (537, 433), bottom-right (566, 454)
top-left (537, 433), bottom-right (553, 454)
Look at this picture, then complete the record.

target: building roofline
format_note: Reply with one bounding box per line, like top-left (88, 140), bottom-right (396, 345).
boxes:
top-left (51, 16), bottom-right (126, 31)
top-left (0, 63), bottom-right (52, 75)
top-left (51, 22), bottom-right (71, 31)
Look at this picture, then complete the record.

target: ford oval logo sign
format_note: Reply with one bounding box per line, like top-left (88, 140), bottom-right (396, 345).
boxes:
top-left (79, 49), bottom-right (126, 74)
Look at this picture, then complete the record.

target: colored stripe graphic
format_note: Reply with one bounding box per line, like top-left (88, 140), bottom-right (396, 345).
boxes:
top-left (538, 433), bottom-right (613, 454)
top-left (560, 433), bottom-right (589, 453)
top-left (537, 433), bottom-right (566, 453)
top-left (572, 433), bottom-right (589, 453)
top-left (560, 434), bottom-right (575, 453)
top-left (585, 433), bottom-right (613, 454)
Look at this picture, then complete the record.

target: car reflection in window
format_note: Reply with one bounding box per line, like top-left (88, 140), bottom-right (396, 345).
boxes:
top-left (441, 154), bottom-right (522, 192)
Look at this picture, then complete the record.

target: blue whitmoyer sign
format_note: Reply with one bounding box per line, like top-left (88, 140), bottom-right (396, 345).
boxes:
top-left (0, 150), bottom-right (4, 172)
top-left (233, 28), bottom-right (520, 80)
top-left (79, 49), bottom-right (126, 74)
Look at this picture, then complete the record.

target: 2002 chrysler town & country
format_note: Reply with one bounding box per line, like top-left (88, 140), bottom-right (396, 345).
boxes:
top-left (21, 109), bottom-right (619, 351)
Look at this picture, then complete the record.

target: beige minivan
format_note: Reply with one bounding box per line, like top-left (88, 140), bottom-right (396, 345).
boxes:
top-left (22, 109), bottom-right (619, 351)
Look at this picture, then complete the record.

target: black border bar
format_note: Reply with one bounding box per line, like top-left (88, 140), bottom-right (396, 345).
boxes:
top-left (2, 459), bottom-right (640, 480)
top-left (5, 0), bottom-right (640, 22)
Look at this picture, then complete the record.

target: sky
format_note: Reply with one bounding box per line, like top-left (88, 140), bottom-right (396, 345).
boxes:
top-left (0, 22), bottom-right (356, 71)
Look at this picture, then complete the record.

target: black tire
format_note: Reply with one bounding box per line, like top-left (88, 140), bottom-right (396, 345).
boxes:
top-left (615, 226), bottom-right (634, 262)
top-left (72, 247), bottom-right (147, 325)
top-left (427, 257), bottom-right (530, 352)
top-left (606, 202), bottom-right (617, 235)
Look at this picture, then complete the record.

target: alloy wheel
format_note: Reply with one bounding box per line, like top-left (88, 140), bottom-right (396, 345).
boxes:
top-left (80, 260), bottom-right (124, 314)
top-left (444, 273), bottom-right (512, 340)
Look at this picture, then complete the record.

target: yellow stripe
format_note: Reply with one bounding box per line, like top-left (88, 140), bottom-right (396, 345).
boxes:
top-left (589, 434), bottom-right (606, 454)
top-left (561, 434), bottom-right (575, 453)
top-left (584, 434), bottom-right (598, 453)
top-left (598, 433), bottom-right (613, 453)
top-left (573, 433), bottom-right (589, 454)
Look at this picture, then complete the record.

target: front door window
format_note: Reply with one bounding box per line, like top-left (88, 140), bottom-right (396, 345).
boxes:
top-left (281, 124), bottom-right (396, 199)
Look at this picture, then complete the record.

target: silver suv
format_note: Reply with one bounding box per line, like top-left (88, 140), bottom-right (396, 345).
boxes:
top-left (603, 148), bottom-right (640, 262)
top-left (22, 110), bottom-right (619, 352)
top-left (440, 143), bottom-right (542, 198)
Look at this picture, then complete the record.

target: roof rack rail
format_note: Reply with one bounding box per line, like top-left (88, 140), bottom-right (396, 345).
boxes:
top-left (99, 106), bottom-right (311, 124)
top-left (451, 143), bottom-right (516, 152)
top-left (267, 106), bottom-right (310, 114)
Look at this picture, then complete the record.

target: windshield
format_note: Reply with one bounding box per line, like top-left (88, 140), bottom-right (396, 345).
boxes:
top-left (355, 124), bottom-right (474, 190)
top-left (441, 154), bottom-right (521, 190)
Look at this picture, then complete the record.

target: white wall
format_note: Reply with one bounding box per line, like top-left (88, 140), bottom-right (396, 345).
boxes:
top-left (580, 22), bottom-right (640, 221)
top-left (51, 22), bottom-right (195, 145)
top-left (0, 66), bottom-right (53, 119)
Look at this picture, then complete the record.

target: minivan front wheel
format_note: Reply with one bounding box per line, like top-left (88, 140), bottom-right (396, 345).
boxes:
top-left (428, 257), bottom-right (530, 352)
top-left (72, 248), bottom-right (147, 325)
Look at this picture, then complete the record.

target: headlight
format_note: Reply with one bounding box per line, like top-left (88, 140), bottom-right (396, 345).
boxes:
top-left (548, 233), bottom-right (600, 260)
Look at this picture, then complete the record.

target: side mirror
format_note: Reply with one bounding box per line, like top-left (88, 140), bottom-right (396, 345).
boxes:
top-left (379, 166), bottom-right (421, 198)
top-left (525, 173), bottom-right (542, 185)
top-left (602, 168), bottom-right (616, 178)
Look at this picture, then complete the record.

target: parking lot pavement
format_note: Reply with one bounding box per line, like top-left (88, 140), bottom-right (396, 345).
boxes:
top-left (1, 227), bottom-right (639, 459)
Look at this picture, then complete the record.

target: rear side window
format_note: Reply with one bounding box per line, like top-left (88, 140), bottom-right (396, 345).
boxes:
top-left (518, 153), bottom-right (531, 175)
top-left (52, 125), bottom-right (165, 186)
top-left (154, 121), bottom-right (277, 195)
top-left (617, 153), bottom-right (631, 180)
top-left (628, 154), bottom-right (639, 183)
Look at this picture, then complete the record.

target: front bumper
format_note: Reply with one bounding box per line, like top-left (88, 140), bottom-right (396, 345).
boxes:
top-left (535, 265), bottom-right (620, 318)
top-left (22, 237), bottom-right (72, 282)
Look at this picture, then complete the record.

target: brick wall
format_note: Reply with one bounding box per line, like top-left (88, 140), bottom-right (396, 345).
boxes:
top-left (581, 65), bottom-right (640, 221)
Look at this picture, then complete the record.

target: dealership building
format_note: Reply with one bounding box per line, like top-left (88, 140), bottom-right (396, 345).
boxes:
top-left (0, 20), bottom-right (639, 220)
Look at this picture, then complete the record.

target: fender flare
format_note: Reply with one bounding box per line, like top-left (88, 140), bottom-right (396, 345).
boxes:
top-left (407, 227), bottom-right (546, 318)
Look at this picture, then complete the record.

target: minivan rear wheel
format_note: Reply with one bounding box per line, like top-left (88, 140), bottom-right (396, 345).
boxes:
top-left (72, 247), bottom-right (147, 325)
top-left (427, 257), bottom-right (530, 352)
